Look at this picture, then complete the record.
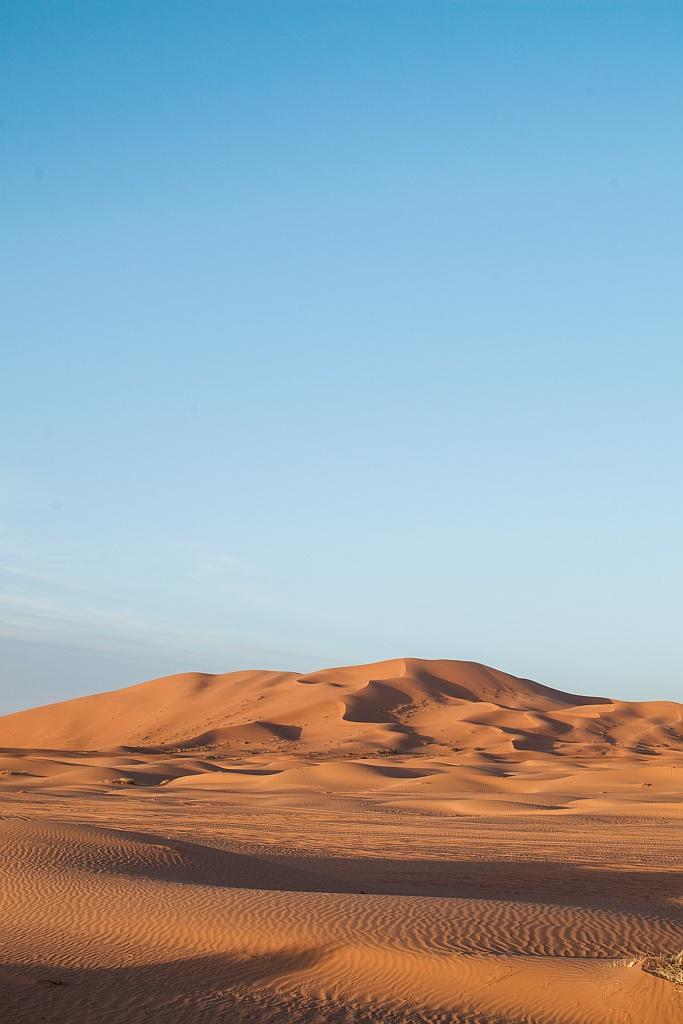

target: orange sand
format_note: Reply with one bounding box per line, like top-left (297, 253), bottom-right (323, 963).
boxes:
top-left (0, 658), bottom-right (681, 1023)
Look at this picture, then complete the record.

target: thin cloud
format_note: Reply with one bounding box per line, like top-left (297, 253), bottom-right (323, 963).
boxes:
top-left (0, 564), bottom-right (67, 585)
top-left (0, 591), bottom-right (308, 671)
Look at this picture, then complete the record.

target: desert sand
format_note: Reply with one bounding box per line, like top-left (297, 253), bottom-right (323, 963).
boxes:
top-left (0, 657), bottom-right (681, 1023)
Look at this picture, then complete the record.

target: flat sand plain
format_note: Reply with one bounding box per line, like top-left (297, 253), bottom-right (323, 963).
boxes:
top-left (0, 658), bottom-right (681, 1023)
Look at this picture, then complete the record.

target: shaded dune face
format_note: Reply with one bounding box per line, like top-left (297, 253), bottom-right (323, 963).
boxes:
top-left (0, 818), bottom-right (334, 893)
top-left (0, 657), bottom-right (680, 758)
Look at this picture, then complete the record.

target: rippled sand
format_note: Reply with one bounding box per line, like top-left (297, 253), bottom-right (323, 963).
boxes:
top-left (1, 753), bottom-right (681, 1024)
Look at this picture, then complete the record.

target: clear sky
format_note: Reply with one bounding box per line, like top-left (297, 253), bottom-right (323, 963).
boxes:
top-left (2, 1), bottom-right (682, 713)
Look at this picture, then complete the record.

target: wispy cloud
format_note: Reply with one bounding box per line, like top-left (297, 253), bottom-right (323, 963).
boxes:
top-left (0, 539), bottom-right (320, 676)
top-left (0, 591), bottom-right (182, 653)
top-left (0, 589), bottom-right (308, 671)
top-left (0, 564), bottom-right (67, 585)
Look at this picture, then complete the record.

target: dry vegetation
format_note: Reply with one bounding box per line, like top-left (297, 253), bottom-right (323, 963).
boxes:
top-left (641, 950), bottom-right (683, 985)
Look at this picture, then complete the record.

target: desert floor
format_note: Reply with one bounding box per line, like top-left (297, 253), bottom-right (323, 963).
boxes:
top-left (1, 749), bottom-right (681, 1024)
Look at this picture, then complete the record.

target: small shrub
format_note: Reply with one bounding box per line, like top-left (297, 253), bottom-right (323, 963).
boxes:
top-left (644, 950), bottom-right (683, 985)
top-left (632, 951), bottom-right (683, 985)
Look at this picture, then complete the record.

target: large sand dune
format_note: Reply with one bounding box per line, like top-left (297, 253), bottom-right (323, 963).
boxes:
top-left (0, 657), bottom-right (679, 758)
top-left (0, 658), bottom-right (681, 1023)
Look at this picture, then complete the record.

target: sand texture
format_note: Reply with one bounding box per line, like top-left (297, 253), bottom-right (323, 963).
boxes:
top-left (0, 657), bottom-right (681, 1023)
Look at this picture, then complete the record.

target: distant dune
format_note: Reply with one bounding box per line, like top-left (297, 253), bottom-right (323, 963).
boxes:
top-left (0, 657), bottom-right (680, 758)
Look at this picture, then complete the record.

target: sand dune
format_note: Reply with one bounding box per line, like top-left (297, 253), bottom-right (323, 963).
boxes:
top-left (0, 657), bottom-right (679, 758)
top-left (0, 658), bottom-right (681, 1023)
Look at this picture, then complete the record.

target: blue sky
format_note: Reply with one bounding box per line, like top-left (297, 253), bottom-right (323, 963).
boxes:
top-left (2, 1), bottom-right (682, 712)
